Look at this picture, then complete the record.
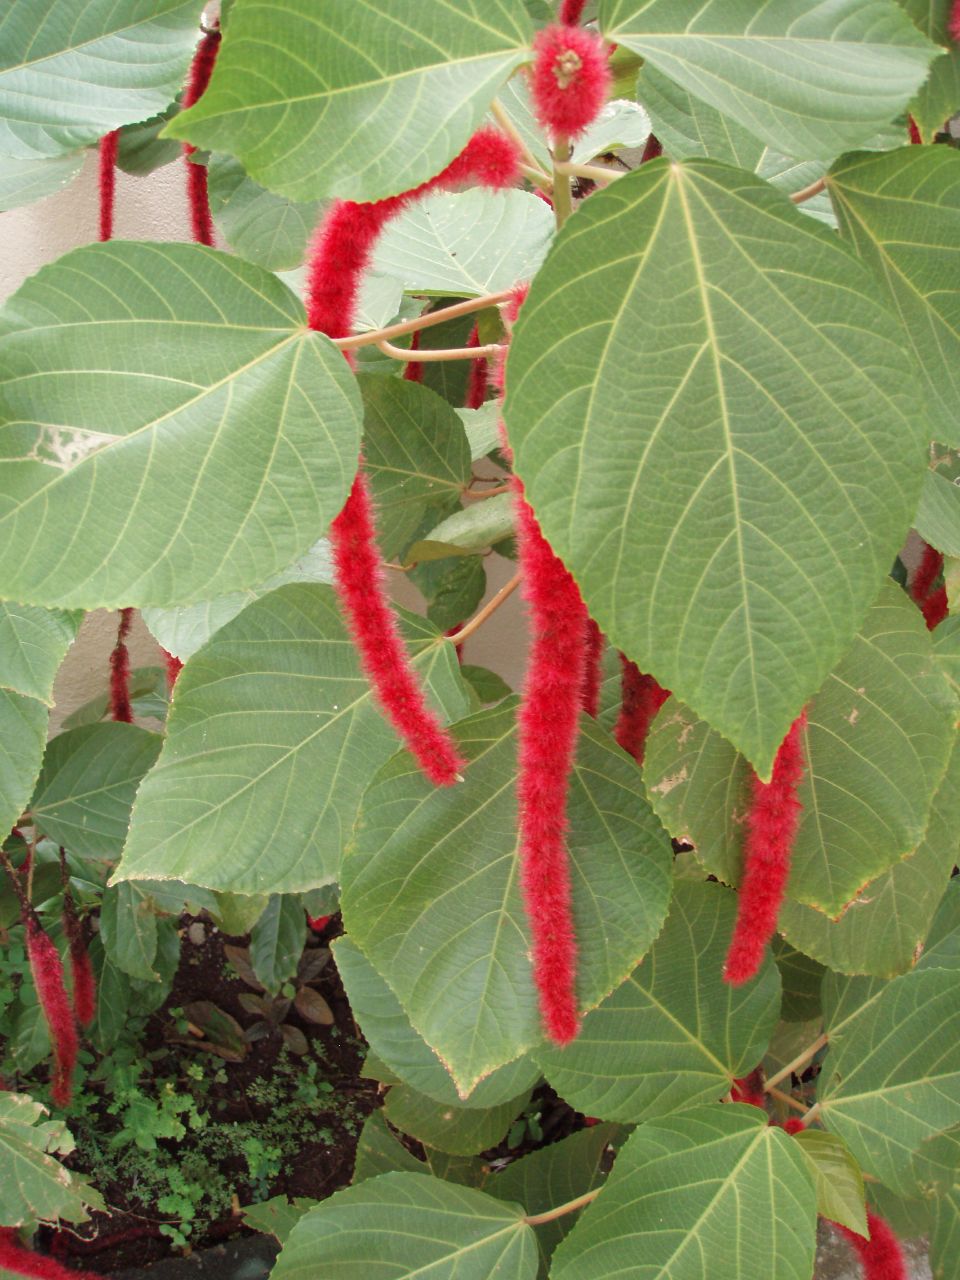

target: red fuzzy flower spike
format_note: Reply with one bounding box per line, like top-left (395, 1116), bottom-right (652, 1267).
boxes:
top-left (97, 130), bottom-right (119, 242)
top-left (614, 656), bottom-right (669, 765)
top-left (464, 324), bottom-right (489, 409)
top-left (911, 541), bottom-right (949, 630)
top-left (580, 619), bottom-right (604, 717)
top-left (835, 1212), bottom-right (908, 1280)
top-left (723, 711), bottom-right (807, 986)
top-left (950, 1), bottom-right (960, 44)
top-left (0, 1230), bottom-right (99, 1280)
top-left (641, 133), bottom-right (663, 163)
top-left (305, 129), bottom-right (520, 786)
top-left (60, 865), bottom-right (95, 1028)
top-left (25, 915), bottom-right (79, 1107)
top-left (529, 24), bottom-right (611, 139)
top-left (402, 330), bottom-right (424, 383)
top-left (182, 27), bottom-right (221, 245)
top-left (163, 650), bottom-right (183, 694)
top-left (108, 608), bottom-right (134, 723)
top-left (559, 0), bottom-right (587, 24)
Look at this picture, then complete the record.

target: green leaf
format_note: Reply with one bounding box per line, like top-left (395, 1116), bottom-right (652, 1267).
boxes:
top-left (59, 665), bottom-right (169, 732)
top-left (361, 376), bottom-right (472, 561)
top-left (353, 1109), bottom-right (426, 1183)
top-left (372, 191), bottom-right (554, 298)
top-left (600, 0), bottom-right (938, 162)
top-left (551, 1106), bottom-right (816, 1280)
top-left (249, 895), bottom-right (306, 995)
top-left (494, 79), bottom-right (650, 171)
top-left (272, 1172), bottom-right (538, 1280)
top-left (241, 1197), bottom-right (319, 1246)
top-left (408, 494), bottom-right (515, 563)
top-left (0, 152), bottom-right (83, 213)
top-left (165, 0), bottom-right (533, 203)
top-left (919, 877), bottom-right (960, 971)
top-left (206, 154), bottom-right (324, 271)
top-left (142, 538), bottom-right (333, 662)
top-left (0, 690), bottom-right (47, 842)
top-left (930, 1187), bottom-right (960, 1280)
top-left (116, 103), bottom-right (183, 175)
top-left (0, 603), bottom-right (80, 704)
top-left (504, 160), bottom-right (926, 777)
top-left (460, 665), bottom-right (512, 706)
top-left (636, 63), bottom-right (764, 168)
top-left (99, 881), bottom-right (165, 981)
top-left (918, 471), bottom-right (960, 556)
top-left (383, 1084), bottom-right (531, 1156)
top-left (793, 1129), bottom-right (867, 1235)
top-left (827, 146), bottom-right (960, 447)
top-left (0, 1092), bottom-right (104, 1228)
top-left (778, 742), bottom-right (960, 977)
top-left (772, 939), bottom-right (825, 1023)
top-left (900, 0), bottom-right (960, 141)
top-left (211, 891), bottom-right (269, 937)
top-left (31, 725), bottom-right (162, 860)
top-left (536, 880), bottom-right (781, 1123)
top-left (342, 700), bottom-right (673, 1096)
top-left (0, 242), bottom-right (361, 609)
top-left (412, 556), bottom-right (487, 634)
top-left (114, 584), bottom-right (469, 895)
top-left (0, 1), bottom-right (204, 161)
top-left (643, 584), bottom-right (957, 915)
top-left (333, 936), bottom-right (540, 1108)
top-left (818, 967), bottom-right (960, 1192)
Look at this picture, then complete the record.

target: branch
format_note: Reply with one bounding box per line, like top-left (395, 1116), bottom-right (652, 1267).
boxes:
top-left (377, 338), bottom-right (504, 363)
top-left (447, 572), bottom-right (521, 645)
top-left (490, 98), bottom-right (550, 180)
top-left (790, 177), bottom-right (826, 205)
top-left (766, 1084), bottom-right (808, 1114)
top-left (524, 1187), bottom-right (601, 1226)
top-left (552, 138), bottom-right (574, 229)
top-left (554, 160), bottom-right (623, 186)
top-left (334, 289), bottom-right (514, 353)
top-left (764, 1031), bottom-right (828, 1093)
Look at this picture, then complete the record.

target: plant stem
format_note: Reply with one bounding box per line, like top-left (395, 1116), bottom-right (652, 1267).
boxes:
top-left (790, 177), bottom-right (826, 205)
top-left (553, 138), bottom-right (574, 229)
top-left (764, 1031), bottom-right (828, 1093)
top-left (377, 338), bottom-right (504, 363)
top-left (766, 1084), bottom-right (808, 1114)
top-left (524, 1187), bottom-right (601, 1226)
top-left (464, 483), bottom-right (513, 499)
top-left (335, 289), bottom-right (514, 352)
top-left (554, 160), bottom-right (623, 185)
top-left (800, 1101), bottom-right (821, 1127)
top-left (447, 572), bottom-right (521, 645)
top-left (490, 98), bottom-right (549, 179)
top-left (521, 163), bottom-right (555, 193)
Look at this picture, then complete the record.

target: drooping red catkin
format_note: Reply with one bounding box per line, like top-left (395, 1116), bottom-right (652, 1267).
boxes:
top-left (464, 324), bottom-right (489, 409)
top-left (163, 649), bottom-right (183, 694)
top-left (97, 130), bottom-right (119, 242)
top-left (723, 711), bottom-right (807, 986)
top-left (402, 330), bottom-right (424, 383)
top-left (730, 1069), bottom-right (766, 1109)
top-left (614, 656), bottom-right (669, 765)
top-left (908, 114), bottom-right (923, 145)
top-left (580, 619), bottom-right (604, 717)
top-left (0, 1231), bottom-right (99, 1280)
top-left (108, 608), bottom-right (134, 723)
top-left (835, 1212), bottom-right (908, 1280)
top-left (911, 541), bottom-right (949, 630)
top-left (529, 24), bottom-right (611, 139)
top-left (60, 852), bottom-right (95, 1029)
top-left (181, 27), bottom-right (221, 246)
top-left (306, 129), bottom-right (520, 786)
top-left (640, 133), bottom-right (663, 163)
top-left (559, 0), bottom-right (587, 24)
top-left (951, 0), bottom-right (960, 42)
top-left (24, 915), bottom-right (78, 1107)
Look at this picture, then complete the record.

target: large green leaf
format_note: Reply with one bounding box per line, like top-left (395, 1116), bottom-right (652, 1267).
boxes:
top-left (0, 152), bottom-right (83, 212)
top-left (165, 0), bottom-right (533, 203)
top-left (536, 880), bottom-right (781, 1123)
top-left (778, 743), bottom-right (960, 976)
top-left (793, 1129), bottom-right (867, 1235)
top-left (342, 700), bottom-right (673, 1095)
top-left (113, 584), bottom-right (469, 895)
top-left (827, 147), bottom-right (960, 447)
top-left (249, 894), bottom-right (306, 995)
top-left (600, 0), bottom-right (938, 162)
top-left (643, 584), bottom-right (957, 916)
top-left (0, 242), bottom-right (361, 609)
top-left (930, 1187), bottom-right (960, 1280)
top-left (30, 724), bottom-right (162, 860)
top-left (900, 0), bottom-right (960, 140)
top-left (141, 538), bottom-right (333, 662)
top-left (818, 967), bottom-right (960, 1192)
top-left (0, 1092), bottom-right (104, 1228)
top-left (917, 471), bottom-right (960, 557)
top-left (333, 937), bottom-right (541, 1108)
top-left (551, 1106), bottom-right (816, 1280)
top-left (99, 881), bottom-right (167, 982)
top-left (360, 376), bottom-right (472, 561)
top-left (372, 191), bottom-right (554, 298)
top-left (0, 690), bottom-right (47, 840)
top-left (0, 1), bottom-right (204, 161)
top-left (504, 160), bottom-right (925, 777)
top-left (636, 63), bottom-right (765, 168)
top-left (272, 1172), bottom-right (538, 1280)
top-left (0, 603), bottom-right (81, 704)
top-left (918, 877), bottom-right (960, 972)
top-left (206, 154), bottom-right (324, 271)
top-left (383, 1084), bottom-right (531, 1156)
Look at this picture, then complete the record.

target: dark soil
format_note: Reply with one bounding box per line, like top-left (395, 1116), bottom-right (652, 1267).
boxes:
top-left (45, 916), bottom-right (379, 1274)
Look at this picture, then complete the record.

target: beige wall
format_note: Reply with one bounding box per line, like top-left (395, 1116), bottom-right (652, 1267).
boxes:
top-left (3, 153), bottom-right (526, 734)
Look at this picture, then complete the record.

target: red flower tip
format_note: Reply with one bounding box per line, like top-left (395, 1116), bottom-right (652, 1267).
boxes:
top-left (464, 324), bottom-right (489, 409)
top-left (922, 587), bottom-right (949, 630)
top-left (26, 917), bottom-right (79, 1108)
top-left (307, 914), bottom-right (332, 933)
top-left (0, 1229), bottom-right (100, 1280)
top-left (950, 1), bottom-right (960, 44)
top-left (723, 711), bottom-right (807, 987)
top-left (163, 649), bottom-right (183, 694)
top-left (836, 1212), bottom-right (908, 1280)
top-left (580, 618), bottom-right (604, 716)
top-left (614, 657), bottom-right (669, 765)
top-left (97, 131), bottom-right (119, 242)
top-left (781, 1117), bottom-right (806, 1135)
top-left (61, 878), bottom-right (96, 1029)
top-left (529, 24), bottom-right (611, 139)
top-left (108, 608), bottom-right (134, 724)
top-left (730, 1070), bottom-right (765, 1110)
top-left (907, 114), bottom-right (923, 145)
top-left (640, 133), bottom-right (663, 163)
top-left (182, 28), bottom-right (221, 246)
top-left (559, 0), bottom-right (587, 24)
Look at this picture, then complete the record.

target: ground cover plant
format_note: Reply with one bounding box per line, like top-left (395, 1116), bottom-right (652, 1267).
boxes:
top-left (1, 1), bottom-right (960, 1277)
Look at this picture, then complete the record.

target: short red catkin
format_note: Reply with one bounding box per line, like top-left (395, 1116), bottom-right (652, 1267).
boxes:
top-left (559, 0), bottom-right (587, 25)
top-left (59, 855), bottom-right (95, 1028)
top-left (25, 915), bottom-right (79, 1108)
top-left (306, 129), bottom-right (520, 785)
top-left (723, 711), bottom-right (807, 986)
top-left (835, 1212), bottom-right (908, 1280)
top-left (529, 24), bottom-right (611, 139)
top-left (614, 656), bottom-right (670, 766)
top-left (0, 1230), bottom-right (98, 1280)
top-left (108, 608), bottom-right (134, 723)
top-left (402, 330), bottom-right (424, 383)
top-left (911, 541), bottom-right (949, 630)
top-left (580, 618), bottom-right (604, 717)
top-left (181, 27), bottom-right (221, 246)
top-left (950, 0), bottom-right (960, 44)
top-left (97, 130), bottom-right (119, 242)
